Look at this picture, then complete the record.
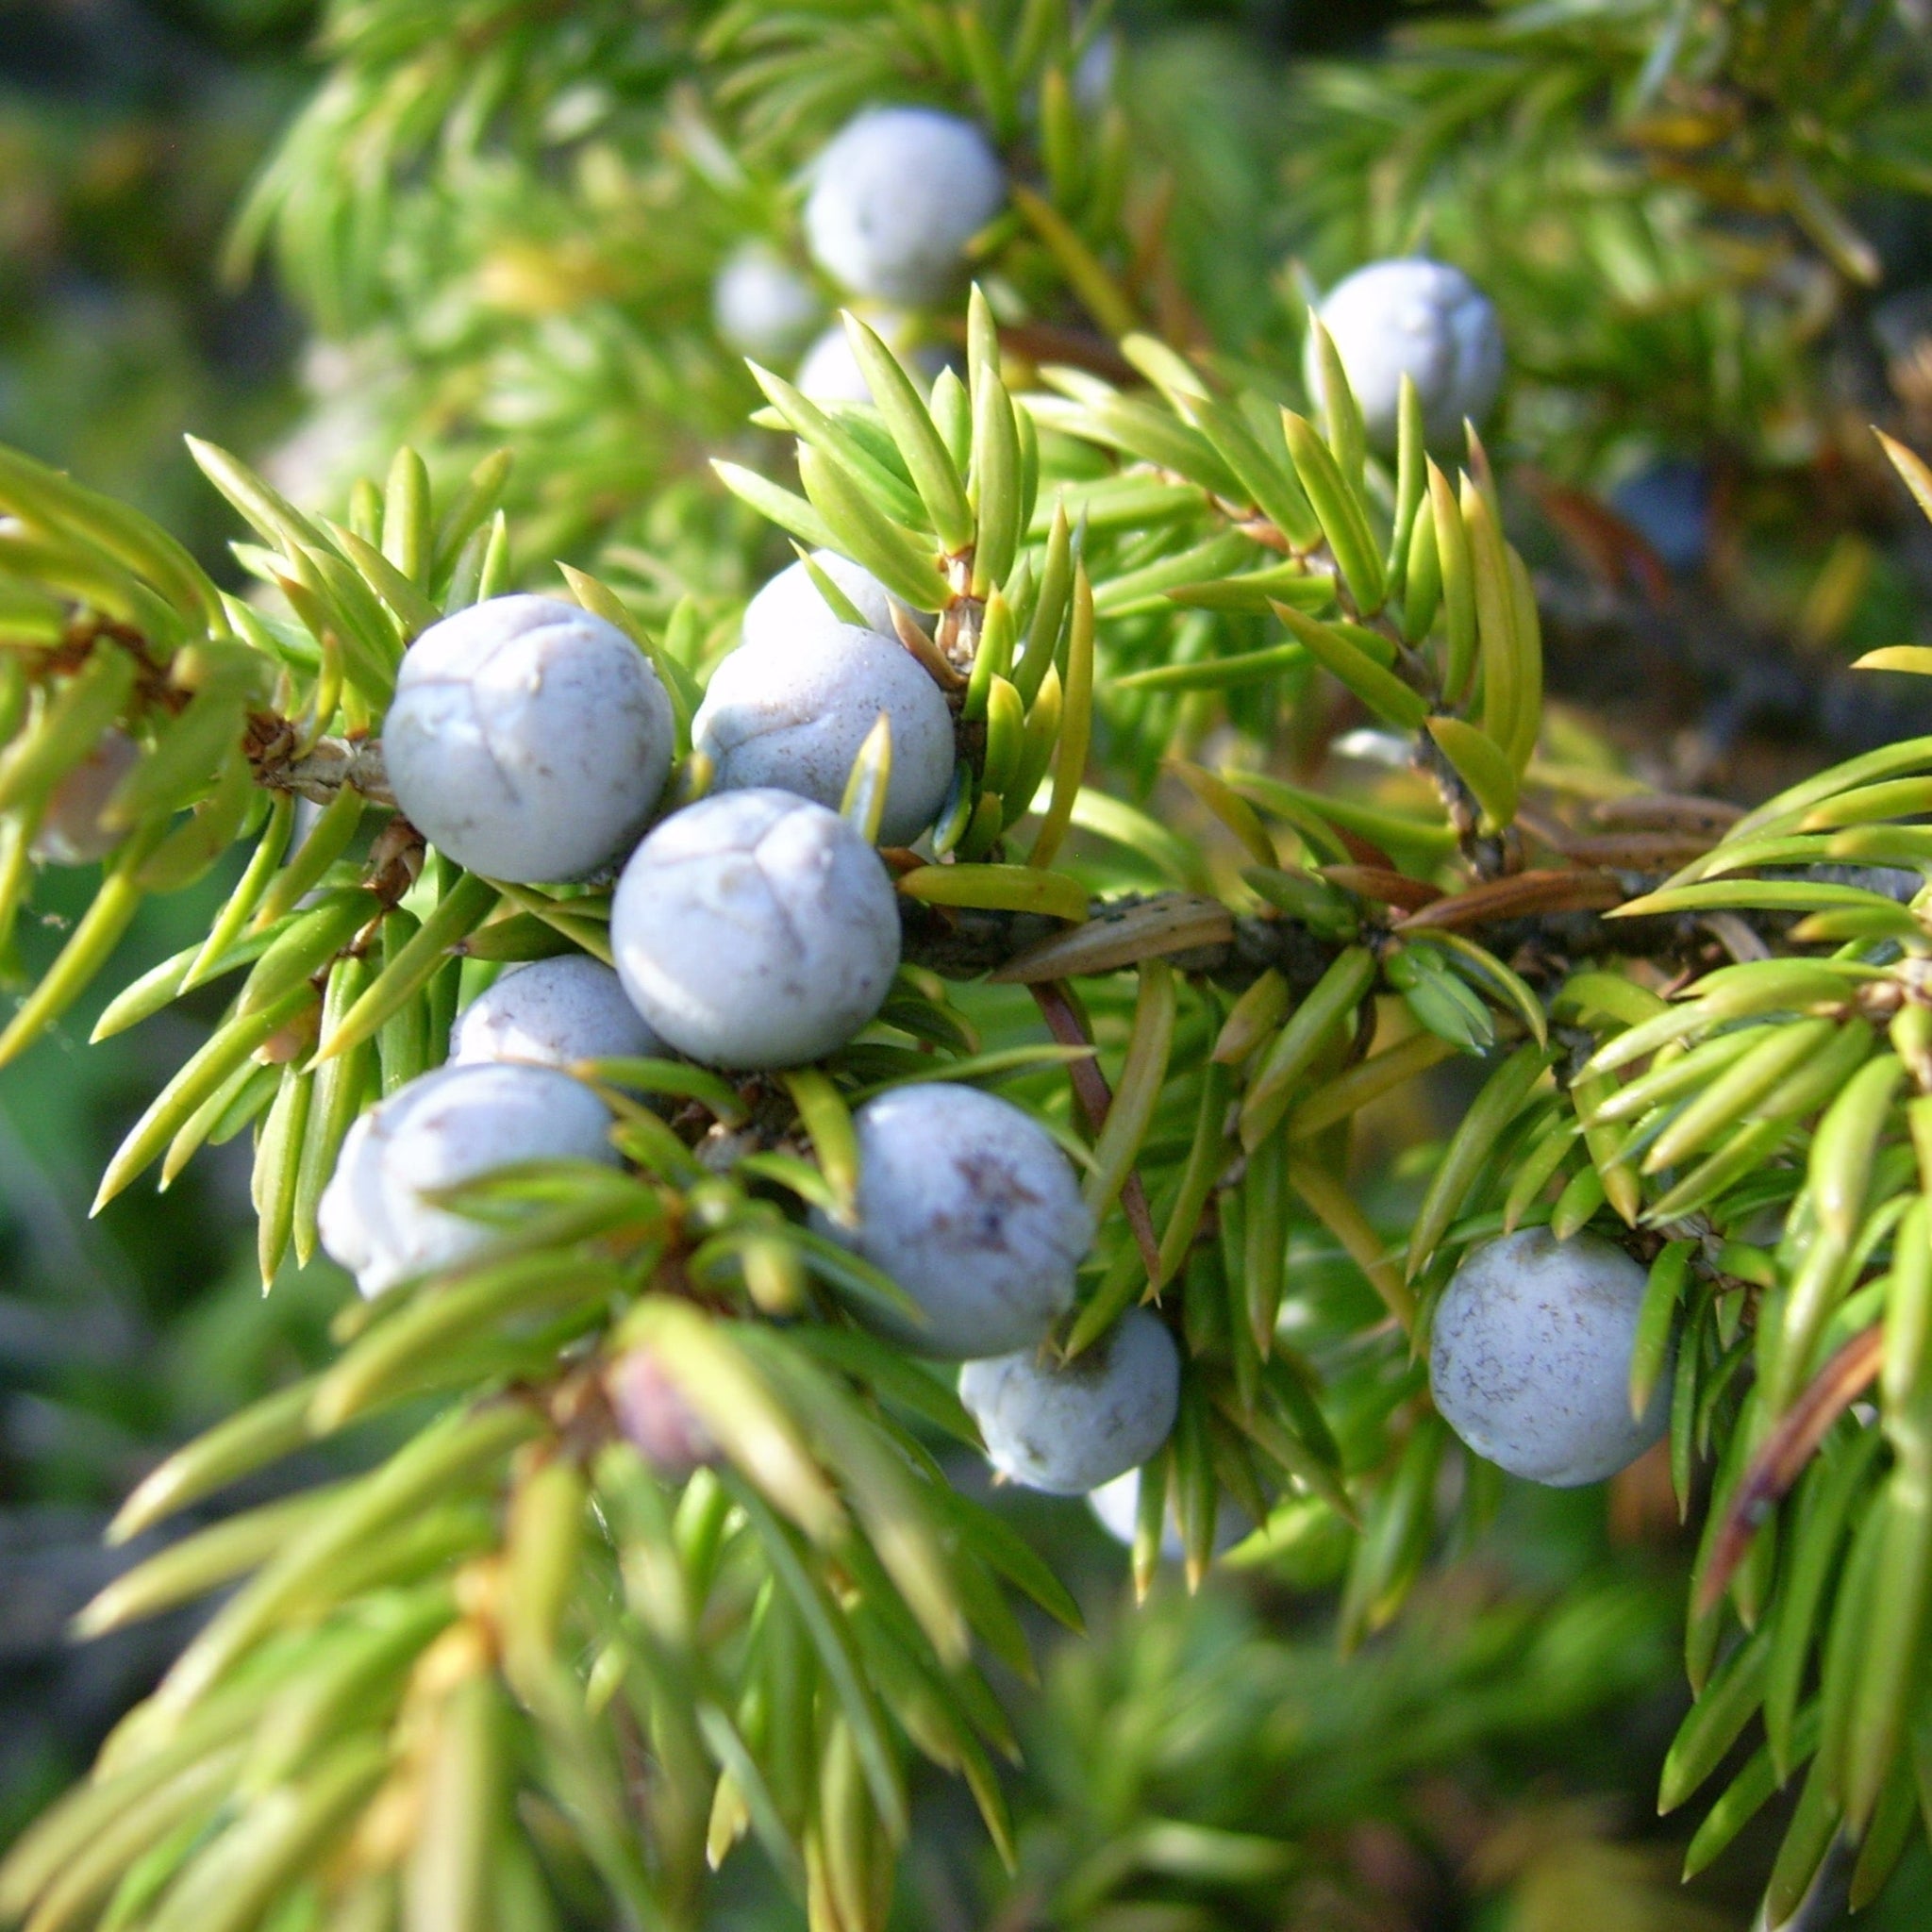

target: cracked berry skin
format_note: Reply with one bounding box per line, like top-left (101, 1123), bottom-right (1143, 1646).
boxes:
top-left (804, 108), bottom-right (1006, 307)
top-left (318, 1061), bottom-right (617, 1299)
top-left (1428, 1226), bottom-right (1669, 1488)
top-left (608, 788), bottom-right (899, 1069)
top-left (694, 618), bottom-right (954, 845)
top-left (30, 728), bottom-right (138, 864)
top-left (451, 955), bottom-right (667, 1070)
top-left (959, 1307), bottom-right (1181, 1496)
top-left (384, 594), bottom-right (674, 883)
top-left (1306, 258), bottom-right (1503, 452)
top-left (821, 1083), bottom-right (1092, 1358)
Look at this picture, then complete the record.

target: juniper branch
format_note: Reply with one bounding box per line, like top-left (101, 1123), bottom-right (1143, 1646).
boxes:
top-left (896, 887), bottom-right (1763, 993)
top-left (243, 719), bottom-right (395, 808)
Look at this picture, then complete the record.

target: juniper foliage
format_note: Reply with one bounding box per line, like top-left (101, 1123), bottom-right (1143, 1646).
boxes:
top-left (8, 3), bottom-right (1932, 1929)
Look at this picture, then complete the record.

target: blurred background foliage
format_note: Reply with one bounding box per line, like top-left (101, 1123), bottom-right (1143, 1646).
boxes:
top-left (14, 0), bottom-right (1932, 1926)
top-left (0, 0), bottom-right (312, 1845)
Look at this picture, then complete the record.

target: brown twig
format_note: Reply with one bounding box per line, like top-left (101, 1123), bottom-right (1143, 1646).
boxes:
top-left (994, 321), bottom-right (1141, 389)
top-left (1030, 980), bottom-right (1162, 1282)
top-left (1694, 1322), bottom-right (1884, 1617)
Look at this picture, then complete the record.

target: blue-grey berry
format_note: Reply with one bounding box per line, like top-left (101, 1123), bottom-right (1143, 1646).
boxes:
top-left (1609, 459), bottom-right (1710, 575)
top-left (451, 955), bottom-right (667, 1069)
top-left (1072, 32), bottom-right (1117, 110)
top-left (384, 594), bottom-right (674, 883)
top-left (318, 1061), bottom-right (617, 1298)
top-left (823, 1083), bottom-right (1092, 1357)
top-left (609, 788), bottom-right (899, 1069)
top-left (1307, 258), bottom-right (1503, 452)
top-left (1428, 1226), bottom-right (1669, 1487)
top-left (804, 108), bottom-right (1006, 307)
top-left (742, 550), bottom-right (912, 653)
top-left (713, 244), bottom-right (822, 362)
top-left (1087, 1467), bottom-right (1247, 1560)
top-left (959, 1307), bottom-right (1181, 1495)
top-left (694, 619), bottom-right (954, 845)
top-left (794, 317), bottom-right (949, 403)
